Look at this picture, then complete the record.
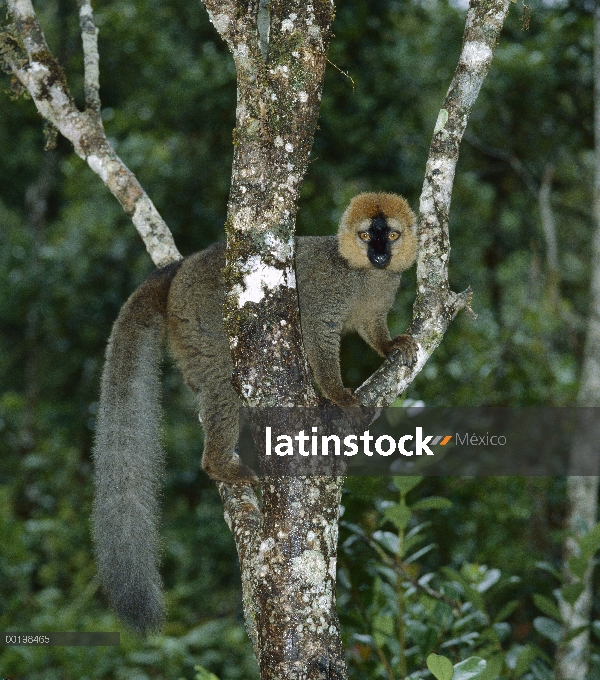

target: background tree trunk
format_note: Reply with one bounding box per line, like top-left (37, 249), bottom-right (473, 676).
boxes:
top-left (555, 5), bottom-right (600, 679)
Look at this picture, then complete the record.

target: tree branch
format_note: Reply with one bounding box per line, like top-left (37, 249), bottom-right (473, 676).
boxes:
top-left (4, 0), bottom-right (180, 267)
top-left (464, 133), bottom-right (561, 278)
top-left (77, 0), bottom-right (101, 118)
top-left (464, 129), bottom-right (538, 196)
top-left (539, 164), bottom-right (559, 278)
top-left (556, 11), bottom-right (600, 674)
top-left (217, 482), bottom-right (262, 660)
top-left (357, 0), bottom-right (511, 408)
top-left (203, 0), bottom-right (264, 80)
top-left (203, 2), bottom-right (512, 676)
top-left (362, 535), bottom-right (462, 612)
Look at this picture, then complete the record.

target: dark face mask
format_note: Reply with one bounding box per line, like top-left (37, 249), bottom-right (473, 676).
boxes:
top-left (367, 214), bottom-right (392, 269)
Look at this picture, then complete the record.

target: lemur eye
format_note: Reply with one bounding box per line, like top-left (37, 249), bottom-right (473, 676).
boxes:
top-left (388, 231), bottom-right (400, 241)
top-left (358, 231), bottom-right (371, 242)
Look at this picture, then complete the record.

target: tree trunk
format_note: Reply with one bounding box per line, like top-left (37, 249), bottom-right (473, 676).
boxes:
top-left (554, 6), bottom-right (600, 679)
top-left (208, 3), bottom-right (511, 678)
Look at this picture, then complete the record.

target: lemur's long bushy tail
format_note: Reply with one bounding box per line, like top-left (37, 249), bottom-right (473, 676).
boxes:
top-left (92, 262), bottom-right (181, 636)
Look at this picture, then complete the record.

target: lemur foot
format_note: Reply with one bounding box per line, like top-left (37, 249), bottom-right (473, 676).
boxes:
top-left (329, 387), bottom-right (361, 408)
top-left (385, 334), bottom-right (419, 368)
top-left (202, 454), bottom-right (259, 487)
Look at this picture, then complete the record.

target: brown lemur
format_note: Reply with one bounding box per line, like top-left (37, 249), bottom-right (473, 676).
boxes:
top-left (92, 192), bottom-right (418, 634)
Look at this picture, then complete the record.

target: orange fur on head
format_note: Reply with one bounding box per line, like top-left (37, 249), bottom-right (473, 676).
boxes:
top-left (338, 192), bottom-right (417, 272)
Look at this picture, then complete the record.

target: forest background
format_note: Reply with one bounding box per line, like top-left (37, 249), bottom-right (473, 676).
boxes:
top-left (0, 0), bottom-right (597, 678)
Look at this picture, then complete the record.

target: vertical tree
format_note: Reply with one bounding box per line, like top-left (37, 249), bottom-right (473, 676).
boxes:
top-left (555, 5), bottom-right (600, 679)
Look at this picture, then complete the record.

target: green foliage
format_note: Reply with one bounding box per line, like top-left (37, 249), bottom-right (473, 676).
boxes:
top-left (427, 653), bottom-right (454, 680)
top-left (339, 478), bottom-right (600, 679)
top-left (186, 667), bottom-right (220, 680)
top-left (341, 479), bottom-right (506, 677)
top-left (532, 595), bottom-right (561, 622)
top-left (527, 521), bottom-right (600, 674)
top-left (0, 621), bottom-right (257, 679)
top-left (0, 0), bottom-right (255, 676)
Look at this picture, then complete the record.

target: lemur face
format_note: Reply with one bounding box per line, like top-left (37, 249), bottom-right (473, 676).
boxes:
top-left (338, 193), bottom-right (417, 273)
top-left (355, 212), bottom-right (403, 269)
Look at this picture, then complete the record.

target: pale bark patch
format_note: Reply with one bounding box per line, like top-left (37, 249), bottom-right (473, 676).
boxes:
top-left (291, 550), bottom-right (327, 587)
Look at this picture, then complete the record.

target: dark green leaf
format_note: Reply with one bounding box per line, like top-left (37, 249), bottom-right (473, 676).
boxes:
top-left (564, 624), bottom-right (588, 643)
top-left (383, 503), bottom-right (412, 532)
top-left (392, 476), bottom-right (423, 495)
top-left (533, 594), bottom-right (561, 621)
top-left (561, 582), bottom-right (585, 606)
top-left (513, 645), bottom-right (539, 677)
top-left (567, 555), bottom-right (588, 579)
top-left (493, 599), bottom-right (519, 623)
top-left (411, 496), bottom-right (453, 511)
top-left (578, 522), bottom-right (600, 560)
top-left (477, 655), bottom-right (504, 680)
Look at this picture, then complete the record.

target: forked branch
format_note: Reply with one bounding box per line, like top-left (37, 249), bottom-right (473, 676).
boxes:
top-left (3, 0), bottom-right (180, 266)
top-left (77, 0), bottom-right (101, 117)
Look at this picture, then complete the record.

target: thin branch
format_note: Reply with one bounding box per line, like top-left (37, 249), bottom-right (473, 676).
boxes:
top-left (357, 0), bottom-right (511, 408)
top-left (362, 535), bottom-right (462, 613)
top-left (464, 130), bottom-right (538, 196)
top-left (464, 132), bottom-right (562, 279)
top-left (572, 1), bottom-right (600, 411)
top-left (348, 587), bottom-right (396, 680)
top-left (326, 57), bottom-right (355, 91)
top-left (539, 164), bottom-right (559, 277)
top-left (465, 134), bottom-right (585, 326)
top-left (77, 0), bottom-right (101, 118)
top-left (5, 0), bottom-right (181, 267)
